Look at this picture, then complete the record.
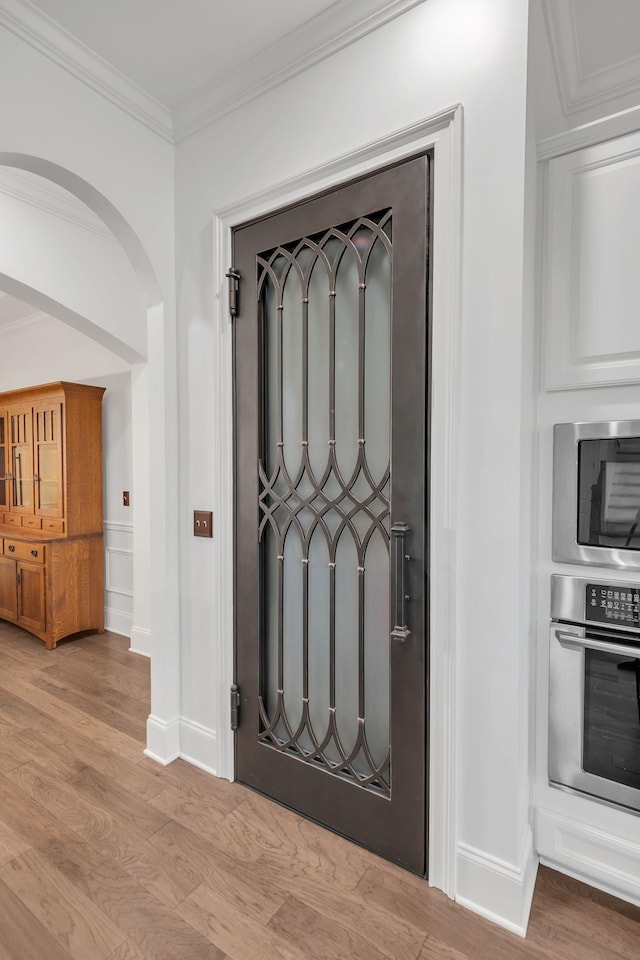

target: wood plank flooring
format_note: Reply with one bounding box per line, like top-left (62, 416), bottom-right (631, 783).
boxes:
top-left (0, 623), bottom-right (638, 959)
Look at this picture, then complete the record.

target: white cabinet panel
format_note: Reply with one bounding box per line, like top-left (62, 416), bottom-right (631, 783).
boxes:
top-left (543, 131), bottom-right (640, 389)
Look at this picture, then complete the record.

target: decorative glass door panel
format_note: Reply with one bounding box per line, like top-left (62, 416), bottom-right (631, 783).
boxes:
top-left (234, 156), bottom-right (430, 874)
top-left (258, 210), bottom-right (393, 791)
top-left (34, 403), bottom-right (63, 517)
top-left (8, 408), bottom-right (34, 515)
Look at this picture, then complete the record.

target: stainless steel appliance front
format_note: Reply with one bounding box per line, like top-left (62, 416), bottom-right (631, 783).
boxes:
top-left (553, 420), bottom-right (640, 571)
top-left (549, 575), bottom-right (640, 812)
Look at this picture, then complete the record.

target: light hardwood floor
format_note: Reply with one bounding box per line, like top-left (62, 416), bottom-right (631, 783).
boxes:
top-left (0, 623), bottom-right (638, 959)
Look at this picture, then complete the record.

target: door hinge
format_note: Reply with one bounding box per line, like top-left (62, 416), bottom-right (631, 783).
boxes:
top-left (225, 267), bottom-right (240, 321)
top-left (230, 683), bottom-right (241, 731)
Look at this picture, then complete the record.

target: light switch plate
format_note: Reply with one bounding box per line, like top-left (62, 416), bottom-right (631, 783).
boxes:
top-left (194, 510), bottom-right (213, 538)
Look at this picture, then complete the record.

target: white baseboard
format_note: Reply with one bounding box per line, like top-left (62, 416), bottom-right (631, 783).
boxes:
top-left (144, 714), bottom-right (220, 776)
top-left (455, 828), bottom-right (538, 936)
top-left (145, 714), bottom-right (180, 765)
top-left (179, 717), bottom-right (218, 776)
top-left (129, 625), bottom-right (151, 657)
top-left (104, 606), bottom-right (132, 638)
top-left (536, 807), bottom-right (640, 907)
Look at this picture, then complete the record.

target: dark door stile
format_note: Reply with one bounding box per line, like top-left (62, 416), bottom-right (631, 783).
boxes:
top-left (233, 155), bottom-right (431, 875)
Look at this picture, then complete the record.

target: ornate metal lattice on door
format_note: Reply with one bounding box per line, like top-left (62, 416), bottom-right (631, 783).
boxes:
top-left (257, 210), bottom-right (393, 794)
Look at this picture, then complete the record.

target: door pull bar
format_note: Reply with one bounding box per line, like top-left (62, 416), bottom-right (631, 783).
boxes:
top-left (391, 522), bottom-right (411, 642)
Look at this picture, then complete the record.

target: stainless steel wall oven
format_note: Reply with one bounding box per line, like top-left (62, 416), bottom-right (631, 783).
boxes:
top-left (553, 420), bottom-right (640, 571)
top-left (549, 574), bottom-right (640, 812)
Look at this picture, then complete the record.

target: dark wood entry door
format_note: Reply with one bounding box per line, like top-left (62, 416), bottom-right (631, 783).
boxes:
top-left (233, 155), bottom-right (431, 874)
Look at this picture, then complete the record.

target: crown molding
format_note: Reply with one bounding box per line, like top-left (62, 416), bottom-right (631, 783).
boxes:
top-left (537, 104), bottom-right (640, 160)
top-left (0, 167), bottom-right (116, 240)
top-left (542, 0), bottom-right (640, 117)
top-left (0, 0), bottom-right (173, 142)
top-left (1, 0), bottom-right (425, 146)
top-left (0, 310), bottom-right (51, 341)
top-left (173, 0), bottom-right (426, 142)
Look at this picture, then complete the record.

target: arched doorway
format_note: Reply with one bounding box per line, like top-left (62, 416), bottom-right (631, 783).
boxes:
top-left (0, 157), bottom-right (178, 762)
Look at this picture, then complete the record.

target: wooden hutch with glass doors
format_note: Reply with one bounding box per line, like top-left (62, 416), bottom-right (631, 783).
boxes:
top-left (0, 382), bottom-right (105, 648)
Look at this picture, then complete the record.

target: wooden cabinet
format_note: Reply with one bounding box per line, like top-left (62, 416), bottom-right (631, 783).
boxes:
top-left (0, 382), bottom-right (105, 649)
top-left (0, 551), bottom-right (17, 621)
top-left (17, 558), bottom-right (46, 634)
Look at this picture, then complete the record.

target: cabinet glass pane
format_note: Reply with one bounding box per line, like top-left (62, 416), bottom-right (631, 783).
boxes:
top-left (12, 444), bottom-right (32, 508)
top-left (0, 415), bottom-right (5, 508)
top-left (38, 445), bottom-right (60, 510)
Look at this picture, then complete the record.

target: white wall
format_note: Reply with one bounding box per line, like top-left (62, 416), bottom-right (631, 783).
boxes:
top-left (175, 0), bottom-right (535, 932)
top-left (0, 29), bottom-right (174, 303)
top-left (84, 371), bottom-right (135, 639)
top-left (0, 182), bottom-right (146, 360)
top-left (0, 20), bottom-right (178, 731)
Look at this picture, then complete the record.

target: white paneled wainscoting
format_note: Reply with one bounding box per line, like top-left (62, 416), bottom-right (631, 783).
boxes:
top-left (104, 520), bottom-right (135, 642)
top-left (104, 519), bottom-right (151, 656)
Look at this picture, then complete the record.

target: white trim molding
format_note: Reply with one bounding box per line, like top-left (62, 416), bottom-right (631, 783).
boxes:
top-left (0, 0), bottom-right (427, 145)
top-left (129, 625), bottom-right (151, 658)
top-left (538, 105), bottom-right (640, 162)
top-left (104, 606), bottom-right (132, 638)
top-left (0, 310), bottom-right (50, 341)
top-left (0, 167), bottom-right (116, 240)
top-left (145, 714), bottom-right (180, 765)
top-left (456, 829), bottom-right (539, 938)
top-left (542, 0), bottom-right (640, 117)
top-left (104, 521), bottom-right (135, 534)
top-left (211, 106), bottom-right (463, 900)
top-left (174, 0), bottom-right (426, 141)
top-left (179, 718), bottom-right (218, 777)
top-left (0, 0), bottom-right (173, 141)
top-left (537, 807), bottom-right (640, 908)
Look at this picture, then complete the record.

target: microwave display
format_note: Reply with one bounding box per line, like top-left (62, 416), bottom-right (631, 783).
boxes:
top-left (577, 438), bottom-right (640, 552)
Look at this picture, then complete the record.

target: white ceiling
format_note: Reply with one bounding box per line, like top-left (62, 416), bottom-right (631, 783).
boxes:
top-left (26, 0), bottom-right (344, 108)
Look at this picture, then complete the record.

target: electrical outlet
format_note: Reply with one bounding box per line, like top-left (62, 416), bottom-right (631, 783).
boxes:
top-left (123, 491), bottom-right (130, 507)
top-left (194, 510), bottom-right (213, 538)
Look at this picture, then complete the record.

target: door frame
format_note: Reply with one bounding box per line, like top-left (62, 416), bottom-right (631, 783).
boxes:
top-left (210, 105), bottom-right (463, 897)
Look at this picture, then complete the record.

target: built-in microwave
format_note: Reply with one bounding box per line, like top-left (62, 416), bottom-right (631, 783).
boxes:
top-left (553, 420), bottom-right (640, 571)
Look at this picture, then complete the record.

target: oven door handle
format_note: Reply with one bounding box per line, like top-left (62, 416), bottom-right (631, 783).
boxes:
top-left (554, 625), bottom-right (640, 659)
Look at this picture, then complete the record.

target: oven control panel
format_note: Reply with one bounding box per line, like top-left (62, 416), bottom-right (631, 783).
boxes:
top-left (586, 583), bottom-right (640, 628)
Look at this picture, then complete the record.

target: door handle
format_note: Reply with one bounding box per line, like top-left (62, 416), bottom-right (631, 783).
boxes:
top-left (391, 522), bottom-right (411, 642)
top-left (554, 625), bottom-right (640, 659)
